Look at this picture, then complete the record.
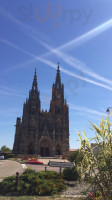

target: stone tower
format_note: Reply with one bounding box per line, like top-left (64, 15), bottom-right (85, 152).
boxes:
top-left (13, 64), bottom-right (69, 157)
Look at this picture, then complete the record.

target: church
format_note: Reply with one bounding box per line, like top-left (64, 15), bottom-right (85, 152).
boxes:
top-left (13, 63), bottom-right (69, 157)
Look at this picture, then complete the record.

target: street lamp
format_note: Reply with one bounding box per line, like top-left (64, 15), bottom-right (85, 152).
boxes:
top-left (106, 107), bottom-right (112, 115)
top-left (106, 107), bottom-right (112, 149)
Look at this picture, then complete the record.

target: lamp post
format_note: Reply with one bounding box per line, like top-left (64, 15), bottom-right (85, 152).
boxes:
top-left (106, 107), bottom-right (112, 115)
top-left (106, 107), bottom-right (112, 149)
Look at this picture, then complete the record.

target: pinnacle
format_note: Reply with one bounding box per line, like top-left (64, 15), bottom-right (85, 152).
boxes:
top-left (32, 69), bottom-right (38, 90)
top-left (55, 63), bottom-right (61, 88)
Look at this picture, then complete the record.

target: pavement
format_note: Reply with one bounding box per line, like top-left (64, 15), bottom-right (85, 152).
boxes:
top-left (0, 158), bottom-right (69, 181)
top-left (26, 163), bottom-right (63, 173)
top-left (0, 159), bottom-right (87, 198)
top-left (0, 160), bottom-right (23, 181)
top-left (36, 158), bottom-right (69, 164)
top-left (26, 158), bottom-right (69, 173)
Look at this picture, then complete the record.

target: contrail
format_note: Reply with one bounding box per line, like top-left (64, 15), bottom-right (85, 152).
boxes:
top-left (27, 20), bottom-right (112, 87)
top-left (0, 6), bottom-right (53, 45)
top-left (0, 89), bottom-right (25, 97)
top-left (0, 86), bottom-right (19, 93)
top-left (1, 6), bottom-right (112, 51)
top-left (28, 18), bottom-right (112, 86)
top-left (39, 41), bottom-right (112, 86)
top-left (59, 19), bottom-right (112, 50)
top-left (0, 85), bottom-right (25, 97)
top-left (1, 7), bottom-right (112, 86)
top-left (27, 18), bottom-right (112, 53)
top-left (69, 103), bottom-right (106, 117)
top-left (1, 38), bottom-right (112, 92)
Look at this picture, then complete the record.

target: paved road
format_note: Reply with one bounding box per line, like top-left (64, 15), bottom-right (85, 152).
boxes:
top-left (36, 158), bottom-right (68, 165)
top-left (0, 160), bottom-right (23, 181)
top-left (26, 164), bottom-right (64, 173)
top-left (26, 158), bottom-right (69, 173)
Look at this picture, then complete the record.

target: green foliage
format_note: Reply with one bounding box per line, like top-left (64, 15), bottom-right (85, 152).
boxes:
top-left (77, 117), bottom-right (112, 200)
top-left (0, 169), bottom-right (66, 196)
top-left (63, 166), bottom-right (80, 181)
top-left (4, 154), bottom-right (14, 159)
top-left (68, 150), bottom-right (84, 165)
top-left (0, 145), bottom-right (11, 152)
top-left (0, 176), bottom-right (16, 194)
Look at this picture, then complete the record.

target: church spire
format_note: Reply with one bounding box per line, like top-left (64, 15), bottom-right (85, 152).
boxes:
top-left (32, 69), bottom-right (38, 90)
top-left (55, 62), bottom-right (61, 89)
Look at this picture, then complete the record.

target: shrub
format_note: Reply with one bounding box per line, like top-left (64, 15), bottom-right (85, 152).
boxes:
top-left (69, 150), bottom-right (84, 165)
top-left (4, 154), bottom-right (14, 159)
top-left (0, 169), bottom-right (66, 196)
top-left (63, 166), bottom-right (80, 181)
top-left (0, 176), bottom-right (16, 195)
top-left (37, 171), bottom-right (60, 180)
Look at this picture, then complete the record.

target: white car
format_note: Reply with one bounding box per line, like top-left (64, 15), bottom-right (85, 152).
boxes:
top-left (0, 155), bottom-right (4, 160)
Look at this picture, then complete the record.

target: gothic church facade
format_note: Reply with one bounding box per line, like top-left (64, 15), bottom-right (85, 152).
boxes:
top-left (13, 64), bottom-right (69, 157)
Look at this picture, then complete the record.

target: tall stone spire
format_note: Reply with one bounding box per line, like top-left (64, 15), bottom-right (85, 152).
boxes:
top-left (55, 62), bottom-right (61, 89)
top-left (29, 68), bottom-right (40, 99)
top-left (32, 69), bottom-right (38, 90)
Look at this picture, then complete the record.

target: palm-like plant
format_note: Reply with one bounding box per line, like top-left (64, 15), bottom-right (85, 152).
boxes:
top-left (77, 117), bottom-right (112, 199)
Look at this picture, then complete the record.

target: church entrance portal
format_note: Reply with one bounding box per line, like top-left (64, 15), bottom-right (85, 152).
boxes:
top-left (39, 137), bottom-right (53, 157)
top-left (40, 147), bottom-right (49, 157)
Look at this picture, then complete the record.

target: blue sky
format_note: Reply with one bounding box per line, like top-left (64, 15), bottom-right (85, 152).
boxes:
top-left (0, 0), bottom-right (112, 150)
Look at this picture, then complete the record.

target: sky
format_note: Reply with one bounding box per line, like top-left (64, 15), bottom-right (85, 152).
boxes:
top-left (0, 0), bottom-right (112, 150)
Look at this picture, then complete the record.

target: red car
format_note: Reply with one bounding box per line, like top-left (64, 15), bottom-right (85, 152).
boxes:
top-left (26, 159), bottom-right (43, 165)
top-left (22, 157), bottom-right (28, 160)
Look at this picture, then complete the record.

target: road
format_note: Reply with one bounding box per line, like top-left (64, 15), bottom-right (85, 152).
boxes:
top-left (26, 163), bottom-right (64, 173)
top-left (26, 158), bottom-right (69, 173)
top-left (0, 160), bottom-right (23, 181)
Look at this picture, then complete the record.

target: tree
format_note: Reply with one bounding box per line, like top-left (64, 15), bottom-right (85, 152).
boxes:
top-left (77, 117), bottom-right (112, 200)
top-left (0, 145), bottom-right (11, 152)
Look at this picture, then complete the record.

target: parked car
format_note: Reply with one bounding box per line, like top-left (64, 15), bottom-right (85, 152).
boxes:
top-left (0, 155), bottom-right (4, 160)
top-left (26, 158), bottom-right (43, 165)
